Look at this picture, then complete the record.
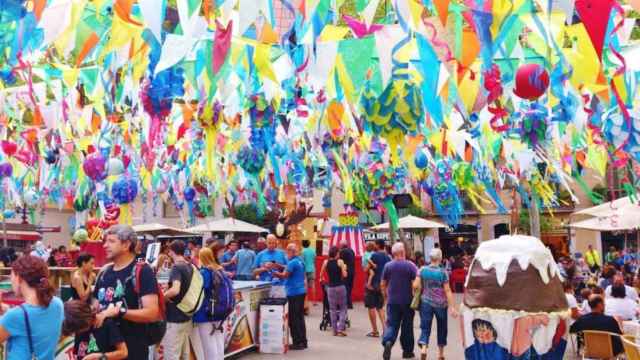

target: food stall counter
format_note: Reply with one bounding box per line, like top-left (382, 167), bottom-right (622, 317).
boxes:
top-left (222, 280), bottom-right (271, 358)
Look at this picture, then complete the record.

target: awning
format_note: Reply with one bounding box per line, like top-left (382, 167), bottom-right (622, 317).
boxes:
top-left (187, 218), bottom-right (269, 234)
top-left (370, 215), bottom-right (447, 232)
top-left (0, 231), bottom-right (42, 241)
top-left (569, 211), bottom-right (640, 231)
top-left (572, 196), bottom-right (640, 217)
top-left (132, 223), bottom-right (197, 237)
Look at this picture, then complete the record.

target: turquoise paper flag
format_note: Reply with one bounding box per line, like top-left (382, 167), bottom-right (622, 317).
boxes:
top-left (416, 34), bottom-right (443, 125)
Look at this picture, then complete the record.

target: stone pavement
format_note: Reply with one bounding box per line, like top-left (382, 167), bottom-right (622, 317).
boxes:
top-left (240, 294), bottom-right (581, 360)
top-left (242, 297), bottom-right (465, 360)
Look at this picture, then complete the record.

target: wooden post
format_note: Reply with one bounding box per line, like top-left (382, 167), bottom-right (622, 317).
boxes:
top-left (530, 193), bottom-right (541, 239)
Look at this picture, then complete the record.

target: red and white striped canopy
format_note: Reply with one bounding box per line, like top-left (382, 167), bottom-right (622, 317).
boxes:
top-left (329, 226), bottom-right (365, 256)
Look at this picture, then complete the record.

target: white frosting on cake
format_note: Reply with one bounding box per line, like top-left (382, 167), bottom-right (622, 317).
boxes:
top-left (468, 235), bottom-right (561, 287)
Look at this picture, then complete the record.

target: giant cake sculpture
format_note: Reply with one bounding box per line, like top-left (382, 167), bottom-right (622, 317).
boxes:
top-left (462, 235), bottom-right (569, 360)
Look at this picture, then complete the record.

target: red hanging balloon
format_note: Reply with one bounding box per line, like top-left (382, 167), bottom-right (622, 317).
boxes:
top-left (513, 63), bottom-right (550, 100)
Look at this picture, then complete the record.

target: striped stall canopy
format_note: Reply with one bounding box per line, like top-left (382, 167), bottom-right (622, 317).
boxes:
top-left (329, 226), bottom-right (365, 256)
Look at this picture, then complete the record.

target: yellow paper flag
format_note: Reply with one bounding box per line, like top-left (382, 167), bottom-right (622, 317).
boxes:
top-left (253, 44), bottom-right (278, 83)
top-left (319, 25), bottom-right (350, 42)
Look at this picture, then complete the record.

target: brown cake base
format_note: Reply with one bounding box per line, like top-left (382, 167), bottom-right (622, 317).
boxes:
top-left (464, 260), bottom-right (568, 313)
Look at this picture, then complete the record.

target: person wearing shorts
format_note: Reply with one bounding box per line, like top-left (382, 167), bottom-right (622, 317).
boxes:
top-left (365, 240), bottom-right (391, 337)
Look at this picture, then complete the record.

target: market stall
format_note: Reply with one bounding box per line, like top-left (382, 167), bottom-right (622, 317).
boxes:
top-left (370, 215), bottom-right (446, 255)
top-left (133, 222), bottom-right (198, 238)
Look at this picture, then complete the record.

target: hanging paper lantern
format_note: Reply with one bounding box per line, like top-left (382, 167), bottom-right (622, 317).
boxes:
top-left (513, 64), bottom-right (550, 100)
top-left (0, 162), bottom-right (12, 178)
top-left (73, 228), bottom-right (89, 244)
top-left (112, 177), bottom-right (138, 204)
top-left (107, 158), bottom-right (125, 176)
top-left (1, 141), bottom-right (17, 156)
top-left (183, 187), bottom-right (196, 202)
top-left (83, 153), bottom-right (107, 181)
top-left (24, 189), bottom-right (39, 207)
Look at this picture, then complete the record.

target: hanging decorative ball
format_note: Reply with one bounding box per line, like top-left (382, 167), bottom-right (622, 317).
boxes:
top-left (44, 149), bottom-right (59, 165)
top-left (513, 63), bottom-right (550, 100)
top-left (112, 177), bottom-right (138, 204)
top-left (73, 228), bottom-right (89, 244)
top-left (0, 162), bottom-right (13, 178)
top-left (183, 187), bottom-right (196, 202)
top-left (414, 149), bottom-right (429, 169)
top-left (3, 210), bottom-right (15, 219)
top-left (107, 158), bottom-right (125, 176)
top-left (83, 153), bottom-right (107, 181)
top-left (1, 141), bottom-right (17, 156)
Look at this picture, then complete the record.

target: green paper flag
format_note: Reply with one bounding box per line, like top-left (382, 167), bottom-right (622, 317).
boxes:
top-left (383, 197), bottom-right (399, 238)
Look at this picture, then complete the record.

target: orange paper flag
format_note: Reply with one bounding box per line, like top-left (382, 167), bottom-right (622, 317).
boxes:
top-left (33, 0), bottom-right (46, 21)
top-left (434, 0), bottom-right (450, 26)
top-left (76, 32), bottom-right (99, 67)
top-left (114, 0), bottom-right (143, 26)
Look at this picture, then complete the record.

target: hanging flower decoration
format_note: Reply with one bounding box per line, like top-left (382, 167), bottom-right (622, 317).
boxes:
top-left (83, 153), bottom-right (107, 182)
top-left (237, 146), bottom-right (266, 175)
top-left (112, 177), bottom-right (138, 204)
top-left (0, 163), bottom-right (13, 178)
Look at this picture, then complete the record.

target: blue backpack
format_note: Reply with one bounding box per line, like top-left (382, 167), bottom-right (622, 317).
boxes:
top-left (207, 269), bottom-right (235, 329)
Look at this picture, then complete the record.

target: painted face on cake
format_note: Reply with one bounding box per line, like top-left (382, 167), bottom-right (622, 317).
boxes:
top-left (472, 320), bottom-right (497, 344)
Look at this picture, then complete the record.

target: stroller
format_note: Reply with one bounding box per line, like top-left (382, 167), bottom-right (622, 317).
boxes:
top-left (319, 284), bottom-right (351, 331)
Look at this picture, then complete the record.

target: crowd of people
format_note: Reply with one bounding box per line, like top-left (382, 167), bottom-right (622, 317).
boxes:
top-left (0, 222), bottom-right (635, 360)
top-left (0, 227), bottom-right (317, 359)
top-left (558, 244), bottom-right (640, 357)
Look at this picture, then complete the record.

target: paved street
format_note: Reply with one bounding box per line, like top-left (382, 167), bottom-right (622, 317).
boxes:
top-left (242, 294), bottom-right (581, 360)
top-left (243, 296), bottom-right (465, 360)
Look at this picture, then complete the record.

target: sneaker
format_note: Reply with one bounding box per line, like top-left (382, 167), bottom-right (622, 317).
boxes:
top-left (402, 352), bottom-right (416, 359)
top-left (383, 342), bottom-right (392, 360)
top-left (290, 344), bottom-right (306, 350)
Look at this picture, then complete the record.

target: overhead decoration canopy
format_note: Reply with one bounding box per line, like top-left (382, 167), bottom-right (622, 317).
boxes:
top-left (0, 0), bottom-right (639, 234)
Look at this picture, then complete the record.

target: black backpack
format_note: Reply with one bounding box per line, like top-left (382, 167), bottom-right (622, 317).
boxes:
top-left (96, 261), bottom-right (167, 346)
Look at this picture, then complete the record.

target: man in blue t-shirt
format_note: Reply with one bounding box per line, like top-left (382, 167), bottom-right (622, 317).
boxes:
top-left (365, 239), bottom-right (391, 338)
top-left (233, 242), bottom-right (257, 280)
top-left (274, 243), bottom-right (307, 350)
top-left (221, 241), bottom-right (238, 277)
top-left (381, 242), bottom-right (417, 360)
top-left (253, 235), bottom-right (288, 284)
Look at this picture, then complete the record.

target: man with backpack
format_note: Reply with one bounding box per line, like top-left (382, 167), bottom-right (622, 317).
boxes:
top-left (162, 240), bottom-right (202, 360)
top-left (92, 225), bottom-right (162, 360)
top-left (274, 243), bottom-right (308, 350)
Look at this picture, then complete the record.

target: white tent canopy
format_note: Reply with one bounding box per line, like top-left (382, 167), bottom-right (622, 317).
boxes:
top-left (132, 223), bottom-right (196, 236)
top-left (573, 196), bottom-right (640, 217)
top-left (570, 211), bottom-right (640, 232)
top-left (370, 215), bottom-right (447, 232)
top-left (187, 217), bottom-right (269, 234)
